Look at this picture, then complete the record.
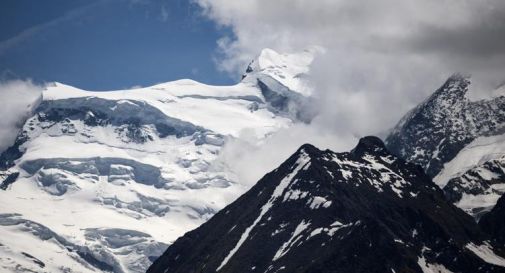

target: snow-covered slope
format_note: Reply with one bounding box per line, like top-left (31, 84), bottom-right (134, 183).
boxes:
top-left (242, 47), bottom-right (320, 97)
top-left (385, 74), bottom-right (505, 216)
top-left (437, 135), bottom-right (505, 217)
top-left (0, 49), bottom-right (316, 273)
top-left (148, 137), bottom-right (505, 273)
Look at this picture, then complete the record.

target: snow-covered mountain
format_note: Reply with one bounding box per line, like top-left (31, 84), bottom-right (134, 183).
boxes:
top-left (148, 136), bottom-right (505, 273)
top-left (385, 74), bottom-right (505, 216)
top-left (441, 135), bottom-right (505, 218)
top-left (0, 48), bottom-right (316, 273)
top-left (241, 47), bottom-right (320, 122)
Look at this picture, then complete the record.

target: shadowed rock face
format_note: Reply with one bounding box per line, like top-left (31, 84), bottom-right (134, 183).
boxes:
top-left (480, 194), bottom-right (505, 247)
top-left (256, 77), bottom-right (316, 123)
top-left (386, 74), bottom-right (505, 178)
top-left (148, 136), bottom-right (505, 273)
top-left (385, 75), bottom-right (505, 218)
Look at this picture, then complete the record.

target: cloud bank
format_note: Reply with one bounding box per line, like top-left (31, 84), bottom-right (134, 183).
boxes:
top-left (198, 0), bottom-right (505, 94)
top-left (0, 80), bottom-right (43, 153)
top-left (198, 0), bottom-right (505, 185)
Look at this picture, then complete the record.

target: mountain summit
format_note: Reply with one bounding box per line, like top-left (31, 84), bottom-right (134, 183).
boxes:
top-left (386, 74), bottom-right (505, 178)
top-left (386, 74), bottom-right (505, 217)
top-left (148, 137), bottom-right (505, 273)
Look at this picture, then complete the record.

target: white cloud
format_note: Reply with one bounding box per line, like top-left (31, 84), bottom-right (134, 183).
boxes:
top-left (215, 124), bottom-right (357, 185)
top-left (199, 0), bottom-right (505, 184)
top-left (0, 80), bottom-right (43, 153)
top-left (198, 0), bottom-right (505, 96)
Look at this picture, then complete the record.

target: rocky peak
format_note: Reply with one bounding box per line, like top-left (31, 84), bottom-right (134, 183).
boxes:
top-left (386, 74), bottom-right (505, 178)
top-left (432, 73), bottom-right (470, 99)
top-left (148, 137), bottom-right (505, 273)
top-left (351, 136), bottom-right (388, 156)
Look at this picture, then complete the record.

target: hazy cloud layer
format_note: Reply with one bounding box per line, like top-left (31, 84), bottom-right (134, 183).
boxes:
top-left (0, 80), bottom-right (43, 153)
top-left (199, 0), bottom-right (505, 184)
top-left (198, 0), bottom-right (505, 91)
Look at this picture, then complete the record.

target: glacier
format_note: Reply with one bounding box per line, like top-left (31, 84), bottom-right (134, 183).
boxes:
top-left (0, 48), bottom-right (317, 273)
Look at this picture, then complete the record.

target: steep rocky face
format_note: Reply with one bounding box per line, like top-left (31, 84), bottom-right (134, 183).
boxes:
top-left (148, 137), bottom-right (505, 273)
top-left (385, 74), bottom-right (505, 178)
top-left (480, 194), bottom-right (505, 247)
top-left (385, 74), bottom-right (505, 216)
top-left (255, 76), bottom-right (316, 123)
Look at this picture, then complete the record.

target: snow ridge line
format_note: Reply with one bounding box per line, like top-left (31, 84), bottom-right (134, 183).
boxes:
top-left (216, 151), bottom-right (310, 272)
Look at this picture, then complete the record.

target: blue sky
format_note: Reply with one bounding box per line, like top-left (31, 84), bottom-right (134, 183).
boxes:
top-left (0, 0), bottom-right (235, 90)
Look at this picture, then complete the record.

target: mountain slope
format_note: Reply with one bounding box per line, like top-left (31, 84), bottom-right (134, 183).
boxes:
top-left (479, 194), bottom-right (505, 247)
top-left (148, 137), bottom-right (505, 273)
top-left (385, 74), bottom-right (505, 216)
top-left (439, 134), bottom-right (505, 217)
top-left (0, 49), bottom-right (316, 273)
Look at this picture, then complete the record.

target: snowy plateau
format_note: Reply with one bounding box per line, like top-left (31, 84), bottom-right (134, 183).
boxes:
top-left (0, 48), bottom-right (318, 273)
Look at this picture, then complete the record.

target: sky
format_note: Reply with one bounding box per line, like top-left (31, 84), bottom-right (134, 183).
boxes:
top-left (0, 0), bottom-right (235, 90)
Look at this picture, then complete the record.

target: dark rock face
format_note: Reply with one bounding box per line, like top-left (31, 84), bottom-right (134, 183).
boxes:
top-left (480, 194), bottom-right (505, 247)
top-left (148, 136), bottom-right (505, 273)
top-left (0, 134), bottom-right (28, 170)
top-left (385, 74), bottom-right (505, 178)
top-left (256, 77), bottom-right (316, 123)
top-left (0, 132), bottom-right (28, 189)
top-left (0, 172), bottom-right (19, 190)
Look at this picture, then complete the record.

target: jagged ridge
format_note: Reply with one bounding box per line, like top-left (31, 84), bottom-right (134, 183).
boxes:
top-left (386, 74), bottom-right (505, 178)
top-left (148, 136), bottom-right (505, 273)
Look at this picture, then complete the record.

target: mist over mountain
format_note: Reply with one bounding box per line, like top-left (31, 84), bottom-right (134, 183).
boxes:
top-left (1, 1), bottom-right (505, 273)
